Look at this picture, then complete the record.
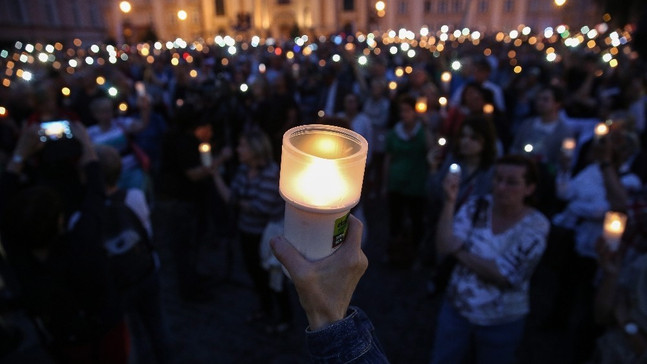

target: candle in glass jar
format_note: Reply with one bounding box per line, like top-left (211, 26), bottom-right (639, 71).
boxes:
top-left (603, 211), bottom-right (627, 251)
top-left (199, 143), bottom-right (212, 167)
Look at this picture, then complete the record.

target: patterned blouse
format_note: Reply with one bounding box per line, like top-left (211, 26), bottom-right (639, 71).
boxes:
top-left (447, 195), bottom-right (549, 326)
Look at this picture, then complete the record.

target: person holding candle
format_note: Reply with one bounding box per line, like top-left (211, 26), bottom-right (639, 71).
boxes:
top-left (212, 129), bottom-right (291, 333)
top-left (157, 105), bottom-right (221, 302)
top-left (382, 94), bottom-right (433, 268)
top-left (431, 154), bottom-right (549, 364)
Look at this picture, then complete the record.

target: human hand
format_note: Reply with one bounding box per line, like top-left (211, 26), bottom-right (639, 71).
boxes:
top-left (69, 121), bottom-right (97, 163)
top-left (442, 170), bottom-right (460, 203)
top-left (596, 236), bottom-right (624, 276)
top-left (270, 215), bottom-right (368, 331)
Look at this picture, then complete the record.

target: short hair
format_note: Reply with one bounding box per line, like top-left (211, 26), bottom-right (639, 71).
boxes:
top-left (398, 94), bottom-right (417, 111)
top-left (95, 144), bottom-right (122, 188)
top-left (495, 154), bottom-right (540, 205)
top-left (538, 85), bottom-right (565, 105)
top-left (242, 129), bottom-right (274, 167)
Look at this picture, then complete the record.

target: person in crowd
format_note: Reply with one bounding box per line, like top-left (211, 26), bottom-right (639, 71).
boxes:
top-left (431, 155), bottom-right (549, 364)
top-left (382, 94), bottom-right (432, 268)
top-left (87, 96), bottom-right (152, 193)
top-left (157, 104), bottom-right (219, 302)
top-left (425, 115), bottom-right (498, 292)
top-left (362, 78), bottom-right (391, 198)
top-left (212, 129), bottom-right (291, 333)
top-left (270, 215), bottom-right (390, 363)
top-left (0, 122), bottom-right (129, 363)
top-left (95, 145), bottom-right (173, 364)
top-left (450, 56), bottom-right (506, 112)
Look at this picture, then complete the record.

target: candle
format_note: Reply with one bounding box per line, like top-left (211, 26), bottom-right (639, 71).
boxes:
top-left (441, 71), bottom-right (452, 92)
top-left (561, 138), bottom-right (576, 158)
top-left (279, 124), bottom-right (368, 261)
top-left (438, 96), bottom-right (448, 113)
top-left (199, 143), bottom-right (212, 167)
top-left (594, 122), bottom-right (609, 140)
top-left (483, 103), bottom-right (494, 114)
top-left (416, 97), bottom-right (428, 113)
top-left (438, 137), bottom-right (447, 146)
top-left (603, 211), bottom-right (627, 251)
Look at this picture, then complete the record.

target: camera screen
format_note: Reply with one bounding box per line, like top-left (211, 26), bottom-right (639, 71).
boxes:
top-left (39, 121), bottom-right (73, 141)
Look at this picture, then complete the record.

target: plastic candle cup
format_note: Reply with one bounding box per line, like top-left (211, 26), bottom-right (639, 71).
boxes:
top-left (199, 143), bottom-right (212, 167)
top-left (279, 124), bottom-right (368, 261)
top-left (603, 211), bottom-right (627, 252)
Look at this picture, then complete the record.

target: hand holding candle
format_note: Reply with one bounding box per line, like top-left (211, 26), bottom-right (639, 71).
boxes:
top-left (594, 122), bottom-right (609, 141)
top-left (603, 211), bottom-right (627, 252)
top-left (561, 137), bottom-right (576, 158)
top-left (199, 142), bottom-right (212, 167)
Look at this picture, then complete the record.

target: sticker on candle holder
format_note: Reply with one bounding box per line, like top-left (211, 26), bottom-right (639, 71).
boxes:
top-left (279, 124), bottom-right (368, 261)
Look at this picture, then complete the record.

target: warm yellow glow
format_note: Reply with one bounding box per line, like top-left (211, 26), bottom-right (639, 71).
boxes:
top-left (118, 102), bottom-right (128, 112)
top-left (554, 0), bottom-right (566, 7)
top-left (388, 81), bottom-right (397, 90)
top-left (119, 1), bottom-right (132, 13)
top-left (189, 69), bottom-right (198, 78)
top-left (61, 87), bottom-right (71, 96)
top-left (595, 123), bottom-right (609, 138)
top-left (199, 143), bottom-right (211, 153)
top-left (375, 1), bottom-right (385, 12)
top-left (513, 66), bottom-right (522, 74)
top-left (483, 104), bottom-right (494, 114)
top-left (296, 158), bottom-right (348, 207)
top-left (177, 10), bottom-right (188, 21)
top-left (438, 97), bottom-right (448, 106)
top-left (0, 106), bottom-right (6, 116)
top-left (562, 138), bottom-right (576, 150)
top-left (415, 97), bottom-right (428, 113)
top-left (395, 67), bottom-right (404, 77)
top-left (441, 71), bottom-right (452, 83)
top-left (96, 76), bottom-right (105, 85)
top-left (405, 66), bottom-right (413, 74)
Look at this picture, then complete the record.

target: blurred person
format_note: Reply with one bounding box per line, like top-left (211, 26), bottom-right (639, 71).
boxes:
top-left (425, 116), bottom-right (497, 292)
top-left (431, 155), bottom-right (549, 364)
top-left (362, 79), bottom-right (391, 197)
top-left (70, 68), bottom-right (108, 126)
top-left (212, 129), bottom-right (291, 332)
top-left (450, 56), bottom-right (506, 112)
top-left (270, 215), bottom-right (389, 363)
top-left (382, 94), bottom-right (432, 268)
top-left (0, 123), bottom-right (129, 364)
top-left (87, 96), bottom-right (152, 193)
top-left (157, 105), bottom-right (219, 301)
top-left (95, 145), bottom-right (172, 364)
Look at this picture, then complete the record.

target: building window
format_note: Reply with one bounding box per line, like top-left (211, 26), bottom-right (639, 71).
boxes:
top-left (397, 1), bottom-right (407, 15)
top-left (478, 0), bottom-right (488, 13)
top-left (424, 0), bottom-right (433, 13)
top-left (452, 0), bottom-right (461, 12)
top-left (214, 0), bottom-right (225, 16)
top-left (504, 0), bottom-right (514, 12)
top-left (438, 0), bottom-right (447, 14)
top-left (343, 0), bottom-right (354, 11)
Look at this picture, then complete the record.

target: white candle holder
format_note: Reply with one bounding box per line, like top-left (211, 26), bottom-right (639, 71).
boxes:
top-left (199, 143), bottom-right (212, 167)
top-left (603, 211), bottom-right (627, 252)
top-left (279, 124), bottom-right (368, 261)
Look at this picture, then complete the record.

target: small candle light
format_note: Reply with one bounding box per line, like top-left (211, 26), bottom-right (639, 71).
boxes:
top-left (561, 137), bottom-right (576, 158)
top-left (440, 71), bottom-right (452, 92)
top-left (279, 124), bottom-right (368, 261)
top-left (524, 143), bottom-right (534, 153)
top-left (483, 103), bottom-right (494, 114)
top-left (594, 122), bottom-right (609, 140)
top-left (415, 96), bottom-right (428, 113)
top-left (603, 211), bottom-right (627, 251)
top-left (199, 143), bottom-right (212, 167)
top-left (438, 137), bottom-right (447, 146)
top-left (438, 96), bottom-right (448, 112)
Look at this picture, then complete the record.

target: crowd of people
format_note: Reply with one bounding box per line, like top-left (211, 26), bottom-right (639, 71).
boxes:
top-left (0, 23), bottom-right (646, 363)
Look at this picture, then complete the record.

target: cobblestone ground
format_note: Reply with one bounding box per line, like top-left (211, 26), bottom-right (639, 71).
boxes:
top-left (2, 194), bottom-right (570, 364)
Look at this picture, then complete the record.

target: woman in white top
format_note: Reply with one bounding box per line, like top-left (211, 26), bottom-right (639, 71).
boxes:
top-left (431, 154), bottom-right (550, 364)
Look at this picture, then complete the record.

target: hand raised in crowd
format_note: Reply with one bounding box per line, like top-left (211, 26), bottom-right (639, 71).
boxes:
top-left (442, 169), bottom-right (461, 203)
top-left (270, 215), bottom-right (368, 331)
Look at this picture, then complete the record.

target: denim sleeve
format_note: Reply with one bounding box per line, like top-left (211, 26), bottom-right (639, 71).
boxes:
top-left (306, 306), bottom-right (390, 364)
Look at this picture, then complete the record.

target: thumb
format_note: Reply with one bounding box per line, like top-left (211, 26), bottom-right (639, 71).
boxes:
top-left (270, 235), bottom-right (307, 276)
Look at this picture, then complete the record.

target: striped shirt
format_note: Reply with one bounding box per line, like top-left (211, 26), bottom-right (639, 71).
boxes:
top-left (230, 163), bottom-right (284, 234)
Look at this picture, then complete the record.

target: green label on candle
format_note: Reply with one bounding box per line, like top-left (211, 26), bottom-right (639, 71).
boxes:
top-left (332, 212), bottom-right (350, 248)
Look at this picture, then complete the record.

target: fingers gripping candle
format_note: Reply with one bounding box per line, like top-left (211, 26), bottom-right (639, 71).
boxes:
top-left (279, 124), bottom-right (368, 261)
